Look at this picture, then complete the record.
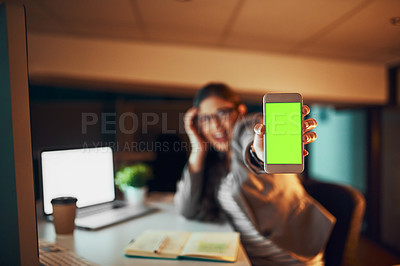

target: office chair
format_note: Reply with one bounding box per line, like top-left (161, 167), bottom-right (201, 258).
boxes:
top-left (303, 179), bottom-right (366, 266)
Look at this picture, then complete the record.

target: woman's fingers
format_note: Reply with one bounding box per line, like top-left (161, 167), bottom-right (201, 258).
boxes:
top-left (184, 107), bottom-right (209, 153)
top-left (302, 105), bottom-right (317, 156)
top-left (254, 123), bottom-right (265, 136)
top-left (303, 132), bottom-right (317, 145)
top-left (184, 107), bottom-right (201, 139)
top-left (303, 118), bottom-right (317, 133)
top-left (253, 123), bottom-right (265, 162)
top-left (302, 105), bottom-right (310, 117)
top-left (302, 106), bottom-right (316, 156)
top-left (184, 107), bottom-right (198, 123)
top-left (184, 107), bottom-right (198, 131)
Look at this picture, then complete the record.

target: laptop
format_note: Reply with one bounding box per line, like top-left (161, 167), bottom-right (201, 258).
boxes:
top-left (40, 146), bottom-right (157, 230)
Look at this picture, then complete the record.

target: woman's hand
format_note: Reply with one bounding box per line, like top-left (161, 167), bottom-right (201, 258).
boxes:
top-left (252, 105), bottom-right (317, 163)
top-left (184, 107), bottom-right (209, 173)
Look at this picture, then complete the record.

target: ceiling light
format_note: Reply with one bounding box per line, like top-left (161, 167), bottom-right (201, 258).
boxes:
top-left (389, 17), bottom-right (400, 26)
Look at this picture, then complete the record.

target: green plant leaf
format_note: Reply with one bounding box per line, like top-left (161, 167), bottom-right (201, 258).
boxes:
top-left (115, 163), bottom-right (153, 189)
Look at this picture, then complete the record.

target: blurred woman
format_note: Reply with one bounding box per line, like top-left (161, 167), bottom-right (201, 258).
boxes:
top-left (174, 83), bottom-right (335, 265)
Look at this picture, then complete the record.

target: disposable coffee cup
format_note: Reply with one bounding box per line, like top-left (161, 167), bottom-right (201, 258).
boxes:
top-left (51, 197), bottom-right (77, 234)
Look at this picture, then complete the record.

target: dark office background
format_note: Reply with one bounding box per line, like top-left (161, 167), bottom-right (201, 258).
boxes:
top-left (29, 80), bottom-right (400, 257)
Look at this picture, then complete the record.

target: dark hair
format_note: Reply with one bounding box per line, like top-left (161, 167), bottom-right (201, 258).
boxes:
top-left (193, 83), bottom-right (241, 108)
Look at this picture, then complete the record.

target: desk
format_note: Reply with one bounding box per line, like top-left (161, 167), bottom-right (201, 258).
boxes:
top-left (37, 194), bottom-right (251, 265)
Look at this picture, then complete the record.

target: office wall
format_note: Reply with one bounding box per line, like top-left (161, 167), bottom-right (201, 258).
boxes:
top-left (381, 107), bottom-right (400, 252)
top-left (27, 33), bottom-right (386, 104)
top-left (308, 106), bottom-right (367, 194)
top-left (30, 101), bottom-right (114, 152)
top-left (29, 85), bottom-right (191, 156)
top-left (29, 85), bottom-right (193, 196)
top-left (397, 68), bottom-right (400, 105)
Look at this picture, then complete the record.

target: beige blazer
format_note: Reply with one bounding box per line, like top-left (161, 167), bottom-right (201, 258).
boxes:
top-left (175, 113), bottom-right (336, 259)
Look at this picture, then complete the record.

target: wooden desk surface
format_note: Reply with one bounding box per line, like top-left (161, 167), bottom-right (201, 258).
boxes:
top-left (37, 193), bottom-right (251, 265)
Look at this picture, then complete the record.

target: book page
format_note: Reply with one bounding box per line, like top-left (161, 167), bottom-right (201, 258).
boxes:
top-left (125, 231), bottom-right (191, 259)
top-left (180, 232), bottom-right (240, 262)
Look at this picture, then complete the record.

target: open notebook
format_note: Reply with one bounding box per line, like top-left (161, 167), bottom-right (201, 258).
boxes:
top-left (125, 230), bottom-right (240, 262)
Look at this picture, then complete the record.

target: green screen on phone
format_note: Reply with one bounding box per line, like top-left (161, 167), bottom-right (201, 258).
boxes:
top-left (265, 102), bottom-right (302, 164)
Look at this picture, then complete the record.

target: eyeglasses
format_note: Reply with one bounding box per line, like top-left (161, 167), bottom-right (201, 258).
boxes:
top-left (197, 107), bottom-right (237, 126)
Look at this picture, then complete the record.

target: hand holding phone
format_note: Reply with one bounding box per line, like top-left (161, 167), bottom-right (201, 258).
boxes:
top-left (253, 102), bottom-right (317, 171)
top-left (263, 93), bottom-right (303, 173)
top-left (260, 93), bottom-right (317, 173)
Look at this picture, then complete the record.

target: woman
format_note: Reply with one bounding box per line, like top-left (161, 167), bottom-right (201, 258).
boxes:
top-left (174, 83), bottom-right (335, 265)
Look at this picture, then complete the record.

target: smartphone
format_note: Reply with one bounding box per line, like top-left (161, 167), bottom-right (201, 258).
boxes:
top-left (263, 93), bottom-right (303, 173)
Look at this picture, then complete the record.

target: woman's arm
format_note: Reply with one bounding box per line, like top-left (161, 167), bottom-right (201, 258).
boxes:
top-left (174, 107), bottom-right (208, 218)
top-left (230, 111), bottom-right (335, 259)
top-left (174, 164), bottom-right (205, 219)
top-left (230, 113), bottom-right (265, 181)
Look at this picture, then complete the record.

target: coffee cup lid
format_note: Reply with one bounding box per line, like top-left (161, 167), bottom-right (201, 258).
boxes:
top-left (51, 197), bottom-right (77, 205)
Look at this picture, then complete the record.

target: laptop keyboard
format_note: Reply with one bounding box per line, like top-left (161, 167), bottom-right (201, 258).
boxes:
top-left (76, 201), bottom-right (125, 218)
top-left (39, 239), bottom-right (97, 266)
top-left (74, 204), bottom-right (156, 230)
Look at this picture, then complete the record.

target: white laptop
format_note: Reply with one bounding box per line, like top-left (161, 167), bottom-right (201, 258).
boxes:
top-left (40, 146), bottom-right (157, 230)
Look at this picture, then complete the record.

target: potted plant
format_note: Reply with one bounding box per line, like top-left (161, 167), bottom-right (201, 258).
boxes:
top-left (115, 163), bottom-right (153, 205)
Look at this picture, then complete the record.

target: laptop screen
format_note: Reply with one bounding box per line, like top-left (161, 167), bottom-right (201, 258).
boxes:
top-left (41, 147), bottom-right (115, 215)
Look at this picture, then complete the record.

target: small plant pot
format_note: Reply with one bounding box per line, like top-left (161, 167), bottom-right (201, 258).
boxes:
top-left (123, 186), bottom-right (147, 205)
